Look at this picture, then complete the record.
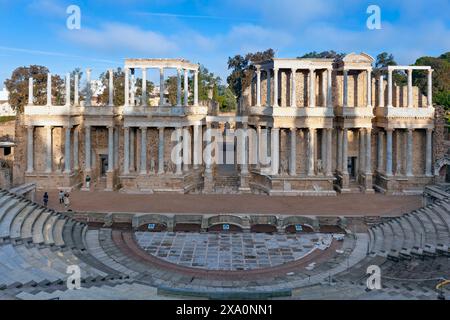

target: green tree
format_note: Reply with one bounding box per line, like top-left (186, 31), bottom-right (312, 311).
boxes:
top-left (373, 52), bottom-right (406, 85)
top-left (217, 86), bottom-right (237, 112)
top-left (98, 68), bottom-right (125, 106)
top-left (227, 49), bottom-right (275, 99)
top-left (299, 50), bottom-right (345, 59)
top-left (4, 65), bottom-right (64, 113)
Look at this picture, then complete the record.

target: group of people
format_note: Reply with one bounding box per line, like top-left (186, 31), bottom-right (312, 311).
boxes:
top-left (42, 190), bottom-right (71, 210)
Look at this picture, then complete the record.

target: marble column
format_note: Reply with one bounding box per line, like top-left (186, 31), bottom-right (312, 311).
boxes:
top-left (359, 129), bottom-right (365, 174)
top-left (108, 69), bottom-right (114, 106)
top-left (327, 68), bottom-right (333, 108)
top-left (74, 74), bottom-right (79, 106)
top-left (46, 73), bottom-right (52, 106)
top-left (291, 69), bottom-right (297, 107)
top-left (184, 70), bottom-right (189, 106)
top-left (378, 75), bottom-right (384, 107)
top-left (159, 68), bottom-right (165, 106)
top-left (176, 68), bottom-right (182, 106)
top-left (73, 127), bottom-right (79, 171)
top-left (273, 68), bottom-right (279, 107)
top-left (183, 127), bottom-right (190, 172)
top-left (395, 131), bottom-right (402, 175)
top-left (65, 74), bottom-right (71, 106)
top-left (86, 69), bottom-right (91, 107)
top-left (205, 123), bottom-right (212, 173)
top-left (140, 127), bottom-right (147, 175)
top-left (387, 70), bottom-right (393, 107)
top-left (123, 127), bottom-right (130, 175)
top-left (45, 126), bottom-right (52, 173)
top-left (26, 126), bottom-right (34, 173)
top-left (386, 129), bottom-right (393, 176)
top-left (107, 127), bottom-right (114, 173)
top-left (176, 128), bottom-right (182, 175)
top-left (28, 78), bottom-right (34, 105)
top-left (321, 129), bottom-right (327, 174)
top-left (365, 128), bottom-right (372, 174)
top-left (158, 127), bottom-right (165, 174)
top-left (407, 69), bottom-right (413, 108)
top-left (406, 129), bottom-right (413, 176)
top-left (321, 70), bottom-right (327, 107)
top-left (326, 128), bottom-right (332, 176)
top-left (266, 69), bottom-right (271, 107)
top-left (114, 126), bottom-right (119, 169)
top-left (342, 129), bottom-right (348, 175)
top-left (142, 68), bottom-right (147, 107)
top-left (193, 125), bottom-right (201, 168)
top-left (124, 68), bottom-right (130, 107)
top-left (85, 126), bottom-right (91, 172)
top-left (256, 125), bottom-right (262, 167)
top-left (377, 131), bottom-right (384, 172)
top-left (194, 70), bottom-right (199, 106)
top-left (307, 128), bottom-right (316, 176)
top-left (337, 129), bottom-right (343, 172)
top-left (425, 129), bottom-right (433, 176)
top-left (64, 127), bottom-right (71, 173)
top-left (271, 128), bottom-right (279, 175)
top-left (130, 72), bottom-right (135, 107)
top-left (256, 67), bottom-right (262, 107)
top-left (309, 69), bottom-right (316, 108)
top-left (290, 128), bottom-right (296, 176)
top-left (130, 129), bottom-right (135, 172)
top-left (427, 69), bottom-right (433, 107)
top-left (240, 124), bottom-right (248, 174)
top-left (367, 69), bottom-right (372, 108)
top-left (343, 70), bottom-right (348, 108)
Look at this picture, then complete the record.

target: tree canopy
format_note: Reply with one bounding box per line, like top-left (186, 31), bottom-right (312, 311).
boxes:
top-left (299, 50), bottom-right (345, 60)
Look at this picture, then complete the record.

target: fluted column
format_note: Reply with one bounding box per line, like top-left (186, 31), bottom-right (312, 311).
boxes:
top-left (321, 129), bottom-right (327, 174)
top-left (130, 129), bottom-right (135, 172)
top-left (425, 129), bottom-right (433, 176)
top-left (65, 74), bottom-right (71, 106)
top-left (266, 69), bottom-right (271, 107)
top-left (158, 127), bottom-right (165, 174)
top-left (108, 69), bottom-right (114, 106)
top-left (123, 127), bottom-right (130, 174)
top-left (326, 128), bottom-right (332, 176)
top-left (337, 129), bottom-right (343, 172)
top-left (140, 127), bottom-right (147, 175)
top-left (86, 69), bottom-right (91, 107)
top-left (387, 70), bottom-right (393, 107)
top-left (45, 126), bottom-right (52, 173)
top-left (343, 70), bottom-right (348, 108)
top-left (256, 67), bottom-right (262, 107)
top-left (28, 78), bottom-right (34, 105)
top-left (290, 128), bottom-right (296, 176)
top-left (85, 126), bottom-right (91, 172)
top-left (142, 68), bottom-right (147, 106)
top-left (342, 129), bottom-right (348, 175)
top-left (407, 69), bottom-right (413, 108)
top-left (74, 74), bottom-right (79, 106)
top-left (184, 70), bottom-right (189, 106)
top-left (176, 68), bottom-right (182, 106)
top-left (396, 131), bottom-right (402, 175)
top-left (26, 126), bottom-right (34, 173)
top-left (240, 124), bottom-right (248, 174)
top-left (307, 128), bottom-right (316, 176)
top-left (73, 127), bottom-right (79, 171)
top-left (359, 129), bottom-right (365, 174)
top-left (365, 128), bottom-right (372, 174)
top-left (377, 131), bottom-right (384, 172)
top-left (321, 70), bottom-right (327, 107)
top-left (291, 68), bottom-right (297, 107)
top-left (378, 75), bottom-right (384, 107)
top-left (406, 129), bottom-right (413, 176)
top-left (193, 125), bottom-right (201, 168)
top-left (256, 125), bottom-right (262, 168)
top-left (367, 69), bottom-right (372, 108)
top-left (205, 123), bottom-right (212, 173)
top-left (176, 128), bottom-right (182, 175)
top-left (386, 129), bottom-right (393, 176)
top-left (46, 73), bottom-right (52, 106)
top-left (427, 69), bottom-right (433, 107)
top-left (107, 126), bottom-right (114, 173)
top-left (309, 68), bottom-right (315, 108)
top-left (64, 127), bottom-right (71, 173)
top-left (271, 128), bottom-right (279, 175)
top-left (130, 72), bottom-right (135, 107)
top-left (194, 70), bottom-right (199, 106)
top-left (159, 68), bottom-right (165, 106)
top-left (124, 68), bottom-right (129, 107)
top-left (273, 68), bottom-right (279, 107)
top-left (327, 68), bottom-right (333, 108)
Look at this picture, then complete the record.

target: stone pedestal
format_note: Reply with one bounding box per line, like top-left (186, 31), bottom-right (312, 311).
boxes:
top-left (203, 172), bottom-right (214, 194)
top-left (106, 171), bottom-right (116, 191)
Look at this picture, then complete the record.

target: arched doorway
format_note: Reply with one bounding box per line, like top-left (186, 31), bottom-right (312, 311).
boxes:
top-left (435, 156), bottom-right (450, 183)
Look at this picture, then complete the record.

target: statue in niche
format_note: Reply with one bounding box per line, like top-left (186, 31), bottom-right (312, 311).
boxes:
top-left (280, 159), bottom-right (289, 175)
top-left (166, 160), bottom-right (175, 174)
top-left (58, 156), bottom-right (64, 172)
top-left (150, 158), bottom-right (155, 173)
top-left (316, 159), bottom-right (323, 175)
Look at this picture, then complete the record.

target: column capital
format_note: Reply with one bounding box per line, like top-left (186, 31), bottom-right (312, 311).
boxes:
top-left (255, 65), bottom-right (261, 72)
top-left (426, 128), bottom-right (434, 133)
top-left (309, 68), bottom-right (315, 72)
top-left (139, 126), bottom-right (147, 131)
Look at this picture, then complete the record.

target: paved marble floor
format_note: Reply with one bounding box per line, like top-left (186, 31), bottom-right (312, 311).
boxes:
top-left (135, 232), bottom-right (333, 271)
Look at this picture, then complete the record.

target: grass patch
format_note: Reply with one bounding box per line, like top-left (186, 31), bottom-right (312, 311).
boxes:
top-left (0, 116), bottom-right (16, 123)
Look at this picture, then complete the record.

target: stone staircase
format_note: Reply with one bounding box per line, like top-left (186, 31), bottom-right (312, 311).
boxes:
top-left (213, 165), bottom-right (240, 194)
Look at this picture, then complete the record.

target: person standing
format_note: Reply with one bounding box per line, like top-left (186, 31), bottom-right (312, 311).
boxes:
top-left (58, 190), bottom-right (65, 204)
top-left (43, 192), bottom-right (49, 207)
top-left (63, 192), bottom-right (70, 210)
top-left (85, 175), bottom-right (91, 189)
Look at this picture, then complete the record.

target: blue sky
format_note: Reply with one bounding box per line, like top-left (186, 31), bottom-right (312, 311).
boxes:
top-left (0, 0), bottom-right (449, 86)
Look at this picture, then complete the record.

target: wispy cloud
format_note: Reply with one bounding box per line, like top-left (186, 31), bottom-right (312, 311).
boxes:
top-left (132, 11), bottom-right (259, 22)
